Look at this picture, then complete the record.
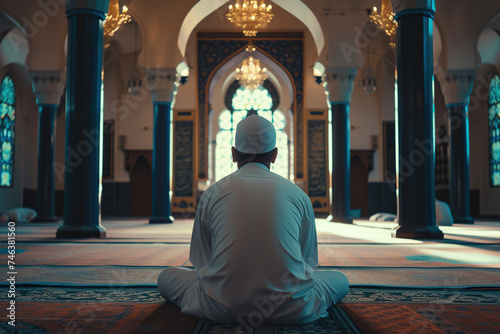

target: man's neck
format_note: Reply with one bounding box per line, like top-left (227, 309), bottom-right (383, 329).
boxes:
top-left (238, 161), bottom-right (271, 170)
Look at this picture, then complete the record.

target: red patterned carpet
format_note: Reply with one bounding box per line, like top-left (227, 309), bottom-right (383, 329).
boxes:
top-left (342, 303), bottom-right (500, 334)
top-left (1, 302), bottom-right (200, 334)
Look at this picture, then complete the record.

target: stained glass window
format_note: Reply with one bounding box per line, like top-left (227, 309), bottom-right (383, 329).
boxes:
top-left (489, 73), bottom-right (500, 187)
top-left (215, 85), bottom-right (289, 181)
top-left (0, 75), bottom-right (15, 188)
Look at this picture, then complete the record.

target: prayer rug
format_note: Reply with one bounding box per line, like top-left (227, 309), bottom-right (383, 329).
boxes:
top-left (2, 287), bottom-right (499, 334)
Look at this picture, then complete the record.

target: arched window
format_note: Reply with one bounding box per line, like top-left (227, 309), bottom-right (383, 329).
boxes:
top-left (0, 75), bottom-right (15, 188)
top-left (489, 73), bottom-right (500, 187)
top-left (215, 85), bottom-right (288, 181)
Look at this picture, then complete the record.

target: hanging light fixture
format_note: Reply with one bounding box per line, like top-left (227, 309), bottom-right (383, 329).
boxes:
top-left (128, 22), bottom-right (143, 95)
top-left (235, 45), bottom-right (268, 90)
top-left (362, 32), bottom-right (376, 94)
top-left (370, 0), bottom-right (397, 48)
top-left (104, 0), bottom-right (131, 48)
top-left (226, 0), bottom-right (274, 37)
top-left (128, 67), bottom-right (143, 95)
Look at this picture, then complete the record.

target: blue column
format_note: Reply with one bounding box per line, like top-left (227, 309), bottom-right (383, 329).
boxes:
top-left (146, 68), bottom-right (177, 224)
top-left (325, 67), bottom-right (356, 224)
top-left (35, 104), bottom-right (58, 222)
top-left (31, 70), bottom-right (65, 222)
top-left (330, 102), bottom-right (352, 224)
top-left (57, 4), bottom-right (108, 238)
top-left (448, 103), bottom-right (474, 224)
top-left (150, 102), bottom-right (174, 223)
top-left (392, 5), bottom-right (443, 239)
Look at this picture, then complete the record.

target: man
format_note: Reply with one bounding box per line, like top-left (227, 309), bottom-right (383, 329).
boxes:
top-left (158, 115), bottom-right (348, 325)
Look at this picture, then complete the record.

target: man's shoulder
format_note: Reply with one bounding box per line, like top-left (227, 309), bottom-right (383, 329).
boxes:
top-left (202, 174), bottom-right (235, 197)
top-left (273, 173), bottom-right (304, 191)
top-left (272, 174), bottom-right (311, 201)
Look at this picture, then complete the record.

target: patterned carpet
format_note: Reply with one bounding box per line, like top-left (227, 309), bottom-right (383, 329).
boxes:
top-left (1, 287), bottom-right (499, 333)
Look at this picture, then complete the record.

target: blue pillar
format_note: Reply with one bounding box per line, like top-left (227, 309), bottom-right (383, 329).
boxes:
top-left (35, 104), bottom-right (58, 222)
top-left (448, 103), bottom-right (474, 224)
top-left (325, 68), bottom-right (356, 224)
top-left (392, 2), bottom-right (443, 239)
top-left (150, 102), bottom-right (174, 223)
top-left (330, 102), bottom-right (352, 224)
top-left (57, 1), bottom-right (109, 238)
top-left (437, 69), bottom-right (475, 225)
top-left (30, 70), bottom-right (66, 222)
top-left (146, 68), bottom-right (177, 224)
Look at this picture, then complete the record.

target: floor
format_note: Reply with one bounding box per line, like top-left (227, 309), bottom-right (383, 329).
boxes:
top-left (5, 217), bottom-right (500, 288)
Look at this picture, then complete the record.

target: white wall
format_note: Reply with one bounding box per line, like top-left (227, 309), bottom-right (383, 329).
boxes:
top-left (103, 51), bottom-right (154, 183)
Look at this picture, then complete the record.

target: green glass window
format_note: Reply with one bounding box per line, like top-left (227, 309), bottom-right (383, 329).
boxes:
top-left (0, 75), bottom-right (15, 188)
top-left (489, 74), bottom-right (500, 187)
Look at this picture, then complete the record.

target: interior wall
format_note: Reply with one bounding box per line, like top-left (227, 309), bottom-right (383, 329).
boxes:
top-left (103, 51), bottom-right (154, 183)
top-left (435, 0), bottom-right (500, 69)
top-left (369, 53), bottom-right (396, 182)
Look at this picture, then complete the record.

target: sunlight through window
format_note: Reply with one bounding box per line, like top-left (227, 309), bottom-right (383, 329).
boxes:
top-left (215, 85), bottom-right (288, 181)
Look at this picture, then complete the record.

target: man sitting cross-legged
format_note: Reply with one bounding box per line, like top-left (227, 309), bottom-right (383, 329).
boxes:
top-left (157, 115), bottom-right (349, 325)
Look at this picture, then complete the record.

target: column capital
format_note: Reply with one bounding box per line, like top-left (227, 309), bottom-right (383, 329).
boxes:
top-left (30, 70), bottom-right (66, 106)
top-left (65, 0), bottom-right (110, 15)
top-left (146, 67), bottom-right (178, 104)
top-left (325, 67), bottom-right (357, 103)
top-left (436, 69), bottom-right (475, 107)
top-left (392, 0), bottom-right (435, 18)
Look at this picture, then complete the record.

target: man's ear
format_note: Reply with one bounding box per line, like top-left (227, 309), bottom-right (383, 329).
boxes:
top-left (231, 147), bottom-right (238, 163)
top-left (271, 147), bottom-right (278, 163)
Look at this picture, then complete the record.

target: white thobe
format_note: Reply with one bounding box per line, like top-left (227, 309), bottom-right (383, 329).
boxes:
top-left (158, 162), bottom-right (349, 325)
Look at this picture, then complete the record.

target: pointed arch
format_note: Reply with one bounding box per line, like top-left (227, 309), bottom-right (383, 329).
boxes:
top-left (178, 0), bottom-right (324, 59)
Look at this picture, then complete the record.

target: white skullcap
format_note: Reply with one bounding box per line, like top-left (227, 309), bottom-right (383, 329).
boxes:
top-left (235, 115), bottom-right (276, 154)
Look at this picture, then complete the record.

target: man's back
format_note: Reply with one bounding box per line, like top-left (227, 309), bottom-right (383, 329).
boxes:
top-left (190, 162), bottom-right (322, 323)
top-left (157, 115), bottom-right (348, 326)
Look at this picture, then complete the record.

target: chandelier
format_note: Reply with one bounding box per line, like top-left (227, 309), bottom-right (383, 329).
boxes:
top-left (370, 0), bottom-right (397, 48)
top-left (226, 0), bottom-right (274, 37)
top-left (235, 46), bottom-right (268, 90)
top-left (104, 0), bottom-right (131, 48)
